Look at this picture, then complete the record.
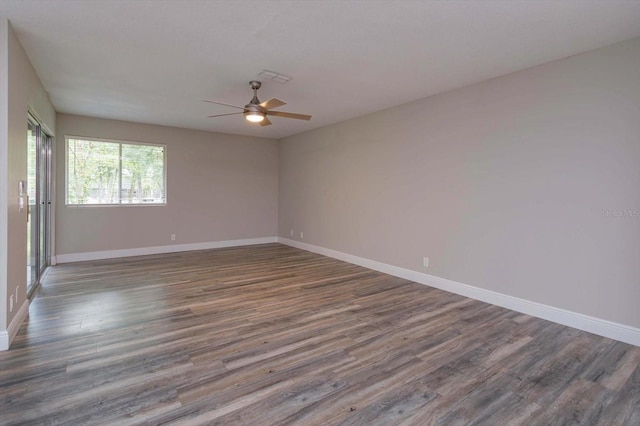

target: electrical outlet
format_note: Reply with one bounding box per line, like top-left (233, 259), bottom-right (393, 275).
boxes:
top-left (171, 234), bottom-right (176, 241)
top-left (300, 231), bottom-right (304, 239)
top-left (290, 229), bottom-right (294, 237)
top-left (423, 257), bottom-right (429, 268)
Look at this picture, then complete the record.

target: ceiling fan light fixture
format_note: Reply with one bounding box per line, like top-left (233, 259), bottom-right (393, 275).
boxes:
top-left (245, 110), bottom-right (265, 122)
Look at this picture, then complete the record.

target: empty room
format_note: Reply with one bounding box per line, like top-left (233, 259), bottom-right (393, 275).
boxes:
top-left (1, 1), bottom-right (639, 424)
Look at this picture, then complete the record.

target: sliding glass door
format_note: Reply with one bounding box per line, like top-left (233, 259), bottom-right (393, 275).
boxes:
top-left (27, 121), bottom-right (37, 290)
top-left (27, 117), bottom-right (52, 295)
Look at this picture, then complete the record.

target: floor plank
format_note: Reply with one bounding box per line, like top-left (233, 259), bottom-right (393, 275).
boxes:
top-left (0, 243), bottom-right (638, 425)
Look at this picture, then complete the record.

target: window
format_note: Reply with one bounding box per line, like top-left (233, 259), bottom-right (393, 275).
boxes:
top-left (66, 136), bottom-right (166, 205)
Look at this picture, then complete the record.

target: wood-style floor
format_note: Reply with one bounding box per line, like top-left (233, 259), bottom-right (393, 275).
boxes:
top-left (1, 244), bottom-right (639, 425)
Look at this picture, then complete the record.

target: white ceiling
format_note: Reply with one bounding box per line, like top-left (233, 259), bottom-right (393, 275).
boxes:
top-left (2, 0), bottom-right (640, 139)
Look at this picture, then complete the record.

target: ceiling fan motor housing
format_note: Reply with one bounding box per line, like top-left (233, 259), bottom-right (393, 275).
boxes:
top-left (244, 104), bottom-right (266, 114)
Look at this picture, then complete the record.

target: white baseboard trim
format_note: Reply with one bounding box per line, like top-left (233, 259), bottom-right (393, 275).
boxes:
top-left (277, 238), bottom-right (640, 347)
top-left (0, 299), bottom-right (29, 351)
top-left (56, 237), bottom-right (278, 264)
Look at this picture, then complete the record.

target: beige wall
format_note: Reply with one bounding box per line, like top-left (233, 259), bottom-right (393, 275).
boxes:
top-left (55, 114), bottom-right (278, 255)
top-left (279, 37), bottom-right (640, 328)
top-left (0, 20), bottom-right (56, 333)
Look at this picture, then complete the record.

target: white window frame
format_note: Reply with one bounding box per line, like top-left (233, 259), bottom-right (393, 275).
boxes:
top-left (65, 135), bottom-right (167, 206)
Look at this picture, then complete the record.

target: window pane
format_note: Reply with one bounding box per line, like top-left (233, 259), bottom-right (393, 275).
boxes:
top-left (67, 139), bottom-right (119, 204)
top-left (66, 137), bottom-right (166, 205)
top-left (121, 144), bottom-right (165, 204)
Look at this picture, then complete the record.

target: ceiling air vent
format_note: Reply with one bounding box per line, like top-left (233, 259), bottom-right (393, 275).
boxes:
top-left (258, 70), bottom-right (291, 84)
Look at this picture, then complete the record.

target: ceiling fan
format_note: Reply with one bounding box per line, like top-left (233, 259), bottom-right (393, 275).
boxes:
top-left (203, 81), bottom-right (311, 126)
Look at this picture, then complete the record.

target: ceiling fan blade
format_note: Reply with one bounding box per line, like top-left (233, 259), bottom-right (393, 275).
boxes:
top-left (267, 110), bottom-right (312, 121)
top-left (201, 99), bottom-right (246, 110)
top-left (260, 98), bottom-right (286, 110)
top-left (208, 112), bottom-right (244, 118)
top-left (259, 117), bottom-right (272, 126)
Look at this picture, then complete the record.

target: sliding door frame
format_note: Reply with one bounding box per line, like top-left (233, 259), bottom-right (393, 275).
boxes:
top-left (27, 113), bottom-right (52, 298)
